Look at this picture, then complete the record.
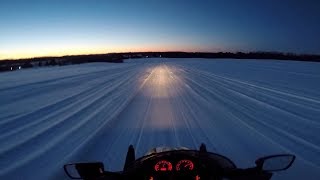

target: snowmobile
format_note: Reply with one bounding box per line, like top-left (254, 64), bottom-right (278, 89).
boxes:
top-left (64, 143), bottom-right (295, 180)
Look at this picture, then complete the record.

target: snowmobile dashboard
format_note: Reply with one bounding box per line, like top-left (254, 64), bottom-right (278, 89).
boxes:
top-left (154, 159), bottom-right (194, 172)
top-left (64, 144), bottom-right (296, 180)
top-left (123, 150), bottom-right (236, 180)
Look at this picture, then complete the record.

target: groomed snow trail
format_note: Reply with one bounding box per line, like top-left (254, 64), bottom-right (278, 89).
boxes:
top-left (0, 58), bottom-right (319, 180)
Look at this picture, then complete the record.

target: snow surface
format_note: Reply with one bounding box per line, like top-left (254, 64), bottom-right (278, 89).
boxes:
top-left (0, 58), bottom-right (320, 180)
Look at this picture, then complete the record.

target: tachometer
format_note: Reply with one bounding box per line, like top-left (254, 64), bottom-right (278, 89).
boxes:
top-left (154, 160), bottom-right (173, 172)
top-left (176, 160), bottom-right (194, 171)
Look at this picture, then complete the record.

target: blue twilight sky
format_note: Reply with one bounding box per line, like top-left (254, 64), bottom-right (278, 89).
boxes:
top-left (0, 0), bottom-right (319, 59)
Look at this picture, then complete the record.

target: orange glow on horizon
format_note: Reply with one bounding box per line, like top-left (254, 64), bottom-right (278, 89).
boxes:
top-left (0, 43), bottom-right (224, 60)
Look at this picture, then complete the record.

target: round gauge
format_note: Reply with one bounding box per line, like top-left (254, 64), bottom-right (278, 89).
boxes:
top-left (176, 160), bottom-right (194, 171)
top-left (154, 160), bottom-right (173, 172)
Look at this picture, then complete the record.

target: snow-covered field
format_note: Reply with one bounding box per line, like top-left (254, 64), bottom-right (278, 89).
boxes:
top-left (0, 58), bottom-right (320, 179)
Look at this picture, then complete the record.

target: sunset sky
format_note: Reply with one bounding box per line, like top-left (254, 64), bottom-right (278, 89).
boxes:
top-left (1, 0), bottom-right (319, 60)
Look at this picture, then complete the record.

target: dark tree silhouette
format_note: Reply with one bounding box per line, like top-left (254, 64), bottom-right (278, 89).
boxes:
top-left (0, 51), bottom-right (319, 72)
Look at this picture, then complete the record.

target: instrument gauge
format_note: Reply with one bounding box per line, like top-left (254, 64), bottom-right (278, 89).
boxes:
top-left (154, 160), bottom-right (173, 172)
top-left (176, 160), bottom-right (194, 171)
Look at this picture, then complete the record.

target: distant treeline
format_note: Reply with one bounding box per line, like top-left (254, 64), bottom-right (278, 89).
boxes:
top-left (1, 51), bottom-right (319, 72)
top-left (0, 54), bottom-right (124, 72)
top-left (131, 51), bottom-right (320, 62)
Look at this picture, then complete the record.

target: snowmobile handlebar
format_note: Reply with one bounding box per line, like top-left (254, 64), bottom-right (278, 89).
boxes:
top-left (64, 144), bottom-right (295, 180)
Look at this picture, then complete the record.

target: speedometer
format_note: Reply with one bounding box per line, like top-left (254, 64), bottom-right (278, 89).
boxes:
top-left (176, 160), bottom-right (194, 171)
top-left (154, 160), bottom-right (173, 172)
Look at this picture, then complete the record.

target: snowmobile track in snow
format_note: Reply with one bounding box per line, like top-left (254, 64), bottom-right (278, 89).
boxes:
top-left (0, 58), bottom-right (320, 180)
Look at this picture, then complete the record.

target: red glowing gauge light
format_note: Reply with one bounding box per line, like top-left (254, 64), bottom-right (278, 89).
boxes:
top-left (176, 160), bottom-right (194, 171)
top-left (154, 160), bottom-right (173, 172)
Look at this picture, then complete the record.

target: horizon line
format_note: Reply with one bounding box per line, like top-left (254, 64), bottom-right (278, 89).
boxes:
top-left (1, 50), bottom-right (319, 61)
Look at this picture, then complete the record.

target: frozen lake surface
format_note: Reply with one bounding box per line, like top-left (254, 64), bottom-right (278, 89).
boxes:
top-left (0, 58), bottom-right (320, 179)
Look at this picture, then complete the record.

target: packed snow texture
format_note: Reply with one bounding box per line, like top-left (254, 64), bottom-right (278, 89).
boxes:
top-left (0, 58), bottom-right (320, 180)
